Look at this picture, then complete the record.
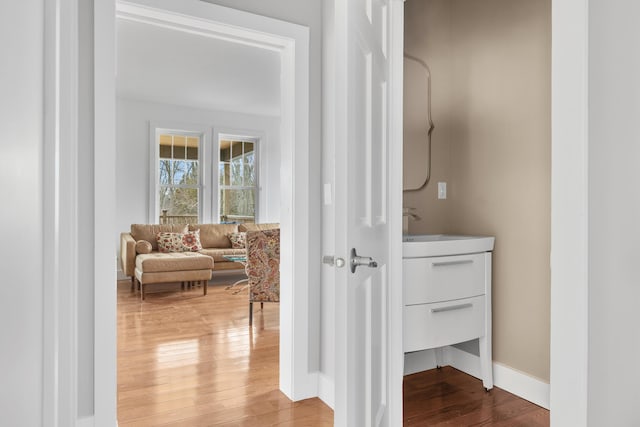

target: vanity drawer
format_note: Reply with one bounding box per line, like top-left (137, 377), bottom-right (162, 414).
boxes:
top-left (403, 253), bottom-right (486, 304)
top-left (403, 295), bottom-right (486, 352)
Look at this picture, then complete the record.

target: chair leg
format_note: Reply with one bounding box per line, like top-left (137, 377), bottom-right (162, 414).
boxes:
top-left (249, 302), bottom-right (253, 326)
top-left (261, 302), bottom-right (264, 310)
top-left (131, 276), bottom-right (135, 291)
top-left (141, 283), bottom-right (145, 300)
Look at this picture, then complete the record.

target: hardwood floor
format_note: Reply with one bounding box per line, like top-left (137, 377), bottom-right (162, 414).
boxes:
top-left (117, 276), bottom-right (333, 426)
top-left (118, 276), bottom-right (548, 426)
top-left (404, 367), bottom-right (549, 426)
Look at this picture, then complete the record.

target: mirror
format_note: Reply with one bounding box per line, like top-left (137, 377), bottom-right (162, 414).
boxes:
top-left (403, 53), bottom-right (434, 191)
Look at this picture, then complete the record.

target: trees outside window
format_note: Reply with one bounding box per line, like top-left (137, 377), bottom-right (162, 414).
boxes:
top-left (158, 133), bottom-right (200, 224)
top-left (218, 138), bottom-right (257, 223)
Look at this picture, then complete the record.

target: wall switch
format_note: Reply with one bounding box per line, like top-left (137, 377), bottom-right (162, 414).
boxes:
top-left (323, 183), bottom-right (333, 205)
top-left (438, 182), bottom-right (447, 199)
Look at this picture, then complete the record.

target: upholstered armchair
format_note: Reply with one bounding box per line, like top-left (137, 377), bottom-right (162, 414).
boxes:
top-left (245, 229), bottom-right (280, 325)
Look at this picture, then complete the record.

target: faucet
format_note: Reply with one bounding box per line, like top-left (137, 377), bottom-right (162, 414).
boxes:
top-left (402, 207), bottom-right (421, 235)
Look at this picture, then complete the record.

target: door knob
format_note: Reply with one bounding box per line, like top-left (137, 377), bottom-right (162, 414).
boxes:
top-left (350, 248), bottom-right (378, 273)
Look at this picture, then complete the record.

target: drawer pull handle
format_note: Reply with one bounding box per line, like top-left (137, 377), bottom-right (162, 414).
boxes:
top-left (431, 303), bottom-right (473, 313)
top-left (432, 259), bottom-right (473, 267)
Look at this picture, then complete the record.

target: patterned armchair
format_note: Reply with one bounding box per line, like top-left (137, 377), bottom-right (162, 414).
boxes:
top-left (245, 229), bottom-right (280, 325)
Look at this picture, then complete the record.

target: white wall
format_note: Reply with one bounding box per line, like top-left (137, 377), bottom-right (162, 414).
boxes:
top-left (0, 1), bottom-right (44, 425)
top-left (587, 0), bottom-right (640, 424)
top-left (116, 97), bottom-right (281, 238)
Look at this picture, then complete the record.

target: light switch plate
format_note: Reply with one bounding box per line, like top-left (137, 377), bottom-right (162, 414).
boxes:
top-left (324, 183), bottom-right (333, 205)
top-left (438, 182), bottom-right (447, 199)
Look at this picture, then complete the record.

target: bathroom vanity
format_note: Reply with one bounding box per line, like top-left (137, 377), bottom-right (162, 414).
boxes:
top-left (403, 234), bottom-right (495, 390)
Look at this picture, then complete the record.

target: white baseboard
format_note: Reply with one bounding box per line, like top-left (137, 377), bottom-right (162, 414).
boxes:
top-left (116, 269), bottom-right (128, 281)
top-left (447, 346), bottom-right (550, 409)
top-left (318, 373), bottom-right (335, 410)
top-left (77, 416), bottom-right (94, 427)
top-left (404, 349), bottom-right (439, 375)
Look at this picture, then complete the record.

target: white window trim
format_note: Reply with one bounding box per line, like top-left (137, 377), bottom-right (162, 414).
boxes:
top-left (149, 121), bottom-right (212, 224)
top-left (216, 132), bottom-right (261, 223)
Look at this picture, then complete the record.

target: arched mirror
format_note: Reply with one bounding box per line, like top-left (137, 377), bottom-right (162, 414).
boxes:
top-left (403, 53), bottom-right (434, 191)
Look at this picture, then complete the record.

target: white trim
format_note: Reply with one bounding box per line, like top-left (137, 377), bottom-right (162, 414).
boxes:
top-left (318, 373), bottom-right (335, 410)
top-left (94, 0), bottom-right (118, 425)
top-left (447, 347), bottom-right (550, 410)
top-left (148, 121), bottom-right (209, 223)
top-left (77, 416), bottom-right (94, 427)
top-left (216, 132), bottom-right (261, 223)
top-left (387, 1), bottom-right (405, 426)
top-left (93, 4), bottom-right (313, 426)
top-left (43, 0), bottom-right (80, 425)
top-left (403, 350), bottom-right (438, 376)
top-left (550, 0), bottom-right (590, 424)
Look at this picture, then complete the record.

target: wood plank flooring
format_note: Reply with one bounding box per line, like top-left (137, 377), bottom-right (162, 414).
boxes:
top-left (118, 276), bottom-right (549, 426)
top-left (404, 367), bottom-right (549, 426)
top-left (117, 276), bottom-right (332, 426)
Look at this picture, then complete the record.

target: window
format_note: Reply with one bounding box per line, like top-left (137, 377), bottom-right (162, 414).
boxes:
top-left (218, 138), bottom-right (258, 223)
top-left (157, 132), bottom-right (201, 224)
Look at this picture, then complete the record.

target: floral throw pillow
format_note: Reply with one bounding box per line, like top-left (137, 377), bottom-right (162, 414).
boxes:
top-left (156, 232), bottom-right (184, 253)
top-left (156, 230), bottom-right (203, 253)
top-left (228, 232), bottom-right (246, 249)
top-left (182, 229), bottom-right (203, 252)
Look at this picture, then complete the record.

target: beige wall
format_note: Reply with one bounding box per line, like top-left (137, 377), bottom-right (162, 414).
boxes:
top-left (404, 0), bottom-right (551, 381)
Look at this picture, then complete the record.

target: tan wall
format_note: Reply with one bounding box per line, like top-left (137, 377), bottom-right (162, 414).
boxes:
top-left (404, 0), bottom-right (551, 382)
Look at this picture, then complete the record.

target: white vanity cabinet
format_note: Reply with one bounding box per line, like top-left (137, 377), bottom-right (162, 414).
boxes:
top-left (403, 241), bottom-right (494, 390)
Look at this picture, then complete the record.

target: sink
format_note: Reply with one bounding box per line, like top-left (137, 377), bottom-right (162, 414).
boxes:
top-left (403, 234), bottom-right (495, 258)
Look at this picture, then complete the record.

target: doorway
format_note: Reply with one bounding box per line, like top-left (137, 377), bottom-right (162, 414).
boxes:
top-left (93, 0), bottom-right (316, 422)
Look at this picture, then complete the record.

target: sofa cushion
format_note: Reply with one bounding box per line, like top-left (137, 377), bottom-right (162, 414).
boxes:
top-left (189, 223), bottom-right (238, 248)
top-left (135, 240), bottom-right (152, 254)
top-left (199, 247), bottom-right (247, 262)
top-left (131, 223), bottom-right (188, 251)
top-left (228, 232), bottom-right (246, 249)
top-left (135, 252), bottom-right (214, 273)
top-left (238, 223), bottom-right (280, 232)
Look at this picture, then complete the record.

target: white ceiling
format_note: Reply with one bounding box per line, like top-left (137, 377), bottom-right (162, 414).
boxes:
top-left (116, 19), bottom-right (281, 116)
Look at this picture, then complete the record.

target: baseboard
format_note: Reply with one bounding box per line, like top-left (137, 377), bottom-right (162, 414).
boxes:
top-left (116, 269), bottom-right (128, 281)
top-left (404, 349), bottom-right (439, 375)
top-left (77, 415), bottom-right (94, 427)
top-left (447, 346), bottom-right (550, 409)
top-left (318, 373), bottom-right (335, 410)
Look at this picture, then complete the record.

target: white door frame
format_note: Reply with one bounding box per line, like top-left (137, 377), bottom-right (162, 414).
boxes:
top-left (114, 0), bottom-right (317, 406)
top-left (549, 0), bottom-right (589, 424)
top-left (44, 0), bottom-right (316, 425)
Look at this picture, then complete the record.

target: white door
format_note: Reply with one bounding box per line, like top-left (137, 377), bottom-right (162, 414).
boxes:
top-left (331, 0), bottom-right (402, 425)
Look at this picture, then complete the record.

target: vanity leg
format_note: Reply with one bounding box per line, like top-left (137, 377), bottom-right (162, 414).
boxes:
top-left (479, 335), bottom-right (493, 390)
top-left (434, 347), bottom-right (444, 369)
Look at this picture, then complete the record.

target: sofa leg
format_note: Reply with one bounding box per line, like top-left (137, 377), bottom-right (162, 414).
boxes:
top-left (261, 302), bottom-right (264, 310)
top-left (181, 281), bottom-right (185, 290)
top-left (131, 276), bottom-right (135, 291)
top-left (203, 280), bottom-right (207, 296)
top-left (249, 302), bottom-right (253, 326)
top-left (141, 283), bottom-right (145, 300)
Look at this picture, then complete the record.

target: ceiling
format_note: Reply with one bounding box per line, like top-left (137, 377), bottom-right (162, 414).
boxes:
top-left (116, 18), bottom-right (281, 117)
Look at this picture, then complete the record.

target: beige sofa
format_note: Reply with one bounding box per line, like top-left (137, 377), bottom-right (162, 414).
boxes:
top-left (120, 223), bottom-right (280, 297)
top-left (120, 223), bottom-right (249, 278)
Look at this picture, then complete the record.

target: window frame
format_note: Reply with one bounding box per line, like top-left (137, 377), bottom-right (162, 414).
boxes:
top-left (215, 132), bottom-right (260, 224)
top-left (149, 122), bottom-right (212, 224)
